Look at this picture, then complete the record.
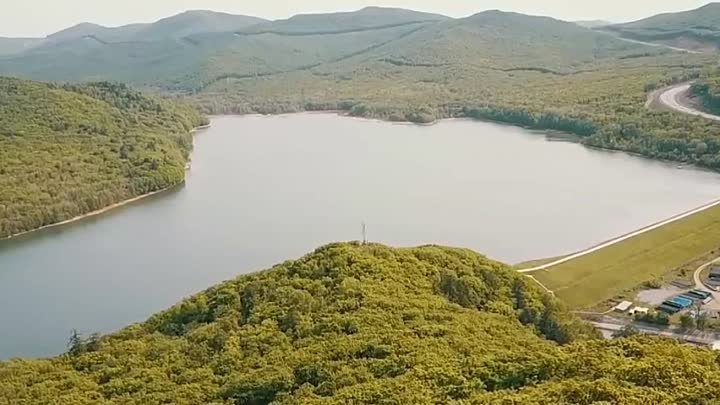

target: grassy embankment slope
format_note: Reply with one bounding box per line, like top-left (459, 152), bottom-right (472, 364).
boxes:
top-left (0, 77), bottom-right (207, 239)
top-left (5, 243), bottom-right (720, 405)
top-left (531, 203), bottom-right (720, 309)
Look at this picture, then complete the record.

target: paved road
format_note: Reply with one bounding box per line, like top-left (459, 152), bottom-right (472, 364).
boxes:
top-left (518, 198), bottom-right (720, 273)
top-left (592, 321), bottom-right (720, 348)
top-left (657, 84), bottom-right (720, 122)
top-left (691, 257), bottom-right (720, 312)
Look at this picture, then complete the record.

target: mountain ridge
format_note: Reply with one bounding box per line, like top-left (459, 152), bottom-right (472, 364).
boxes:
top-left (0, 8), bottom-right (648, 91)
top-left (605, 2), bottom-right (720, 50)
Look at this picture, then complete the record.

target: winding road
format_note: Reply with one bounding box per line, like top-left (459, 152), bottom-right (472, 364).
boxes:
top-left (692, 258), bottom-right (720, 311)
top-left (656, 83), bottom-right (720, 122)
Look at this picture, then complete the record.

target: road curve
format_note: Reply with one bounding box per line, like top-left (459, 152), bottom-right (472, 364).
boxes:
top-left (519, 198), bottom-right (720, 273)
top-left (657, 84), bottom-right (720, 122)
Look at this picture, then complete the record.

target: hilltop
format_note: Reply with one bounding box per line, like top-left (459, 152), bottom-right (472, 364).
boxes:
top-left (348, 10), bottom-right (640, 72)
top-left (37, 10), bottom-right (265, 44)
top-left (0, 37), bottom-right (43, 56)
top-left (574, 20), bottom-right (613, 28)
top-left (0, 77), bottom-right (206, 239)
top-left (2, 242), bottom-right (720, 404)
top-left (0, 7), bottom-right (450, 91)
top-left (606, 2), bottom-right (720, 50)
top-left (0, 8), bottom-right (644, 92)
top-left (239, 6), bottom-right (448, 35)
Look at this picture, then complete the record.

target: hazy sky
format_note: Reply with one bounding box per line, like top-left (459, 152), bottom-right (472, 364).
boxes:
top-left (1, 0), bottom-right (712, 37)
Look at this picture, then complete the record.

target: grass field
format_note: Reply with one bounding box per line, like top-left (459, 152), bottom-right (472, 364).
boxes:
top-left (533, 204), bottom-right (720, 309)
top-left (514, 256), bottom-right (566, 269)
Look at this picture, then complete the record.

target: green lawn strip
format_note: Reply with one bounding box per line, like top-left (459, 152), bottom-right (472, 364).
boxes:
top-left (513, 255), bottom-right (567, 270)
top-left (534, 204), bottom-right (720, 309)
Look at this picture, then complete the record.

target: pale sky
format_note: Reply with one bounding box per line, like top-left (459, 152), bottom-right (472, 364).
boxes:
top-left (1, 0), bottom-right (713, 37)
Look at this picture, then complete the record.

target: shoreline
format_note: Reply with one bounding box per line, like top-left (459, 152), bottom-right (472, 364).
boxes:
top-left (0, 185), bottom-right (179, 243)
top-left (1, 124), bottom-right (211, 242)
top-left (217, 112), bottom-right (713, 173)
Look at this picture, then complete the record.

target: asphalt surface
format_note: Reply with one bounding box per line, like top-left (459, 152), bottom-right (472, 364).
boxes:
top-left (658, 84), bottom-right (720, 122)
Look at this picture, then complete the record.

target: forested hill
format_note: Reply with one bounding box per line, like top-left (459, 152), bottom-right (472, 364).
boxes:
top-left (0, 77), bottom-right (207, 239)
top-left (0, 7), bottom-right (644, 91)
top-left (0, 244), bottom-right (720, 405)
top-left (2, 242), bottom-right (720, 404)
top-left (238, 6), bottom-right (449, 34)
top-left (606, 3), bottom-right (720, 49)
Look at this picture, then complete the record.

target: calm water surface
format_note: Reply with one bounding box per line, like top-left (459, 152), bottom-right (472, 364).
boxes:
top-left (3, 114), bottom-right (720, 359)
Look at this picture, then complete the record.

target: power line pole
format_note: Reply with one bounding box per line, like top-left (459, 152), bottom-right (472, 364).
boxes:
top-left (362, 221), bottom-right (367, 245)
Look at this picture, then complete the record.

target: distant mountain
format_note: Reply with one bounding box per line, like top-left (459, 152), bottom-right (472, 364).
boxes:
top-left (135, 10), bottom-right (267, 40)
top-left (0, 7), bottom-right (447, 90)
top-left (239, 6), bottom-right (449, 35)
top-left (574, 20), bottom-right (612, 28)
top-left (0, 8), bottom-right (649, 92)
top-left (45, 22), bottom-right (109, 43)
top-left (349, 10), bottom-right (644, 72)
top-left (0, 38), bottom-right (42, 55)
top-left (22, 10), bottom-right (266, 52)
top-left (606, 2), bottom-right (720, 49)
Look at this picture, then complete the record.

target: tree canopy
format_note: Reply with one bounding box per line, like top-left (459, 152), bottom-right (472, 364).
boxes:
top-left (0, 77), bottom-right (207, 238)
top-left (3, 243), bottom-right (720, 405)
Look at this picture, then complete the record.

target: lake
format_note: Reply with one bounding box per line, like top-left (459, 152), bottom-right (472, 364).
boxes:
top-left (2, 113), bottom-right (720, 359)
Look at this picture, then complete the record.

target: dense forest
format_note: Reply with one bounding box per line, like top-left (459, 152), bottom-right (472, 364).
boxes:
top-left (692, 77), bottom-right (720, 114)
top-left (193, 50), bottom-right (720, 169)
top-left (0, 77), bottom-right (207, 239)
top-left (3, 243), bottom-right (720, 404)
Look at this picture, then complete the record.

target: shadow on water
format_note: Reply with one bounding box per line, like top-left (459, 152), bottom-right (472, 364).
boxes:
top-left (0, 184), bottom-right (186, 255)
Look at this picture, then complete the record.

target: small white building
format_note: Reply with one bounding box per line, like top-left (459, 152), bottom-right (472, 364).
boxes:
top-left (629, 306), bottom-right (649, 315)
top-left (613, 301), bottom-right (633, 312)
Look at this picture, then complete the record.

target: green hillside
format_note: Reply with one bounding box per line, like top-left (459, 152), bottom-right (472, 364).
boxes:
top-left (346, 11), bottom-right (644, 71)
top-left (38, 11), bottom-right (265, 45)
top-left (0, 8), bottom-right (443, 91)
top-left (607, 3), bottom-right (720, 48)
top-left (139, 10), bottom-right (267, 40)
top-left (0, 38), bottom-right (42, 56)
top-left (239, 6), bottom-right (448, 35)
top-left (3, 243), bottom-right (720, 404)
top-left (0, 77), bottom-right (206, 239)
